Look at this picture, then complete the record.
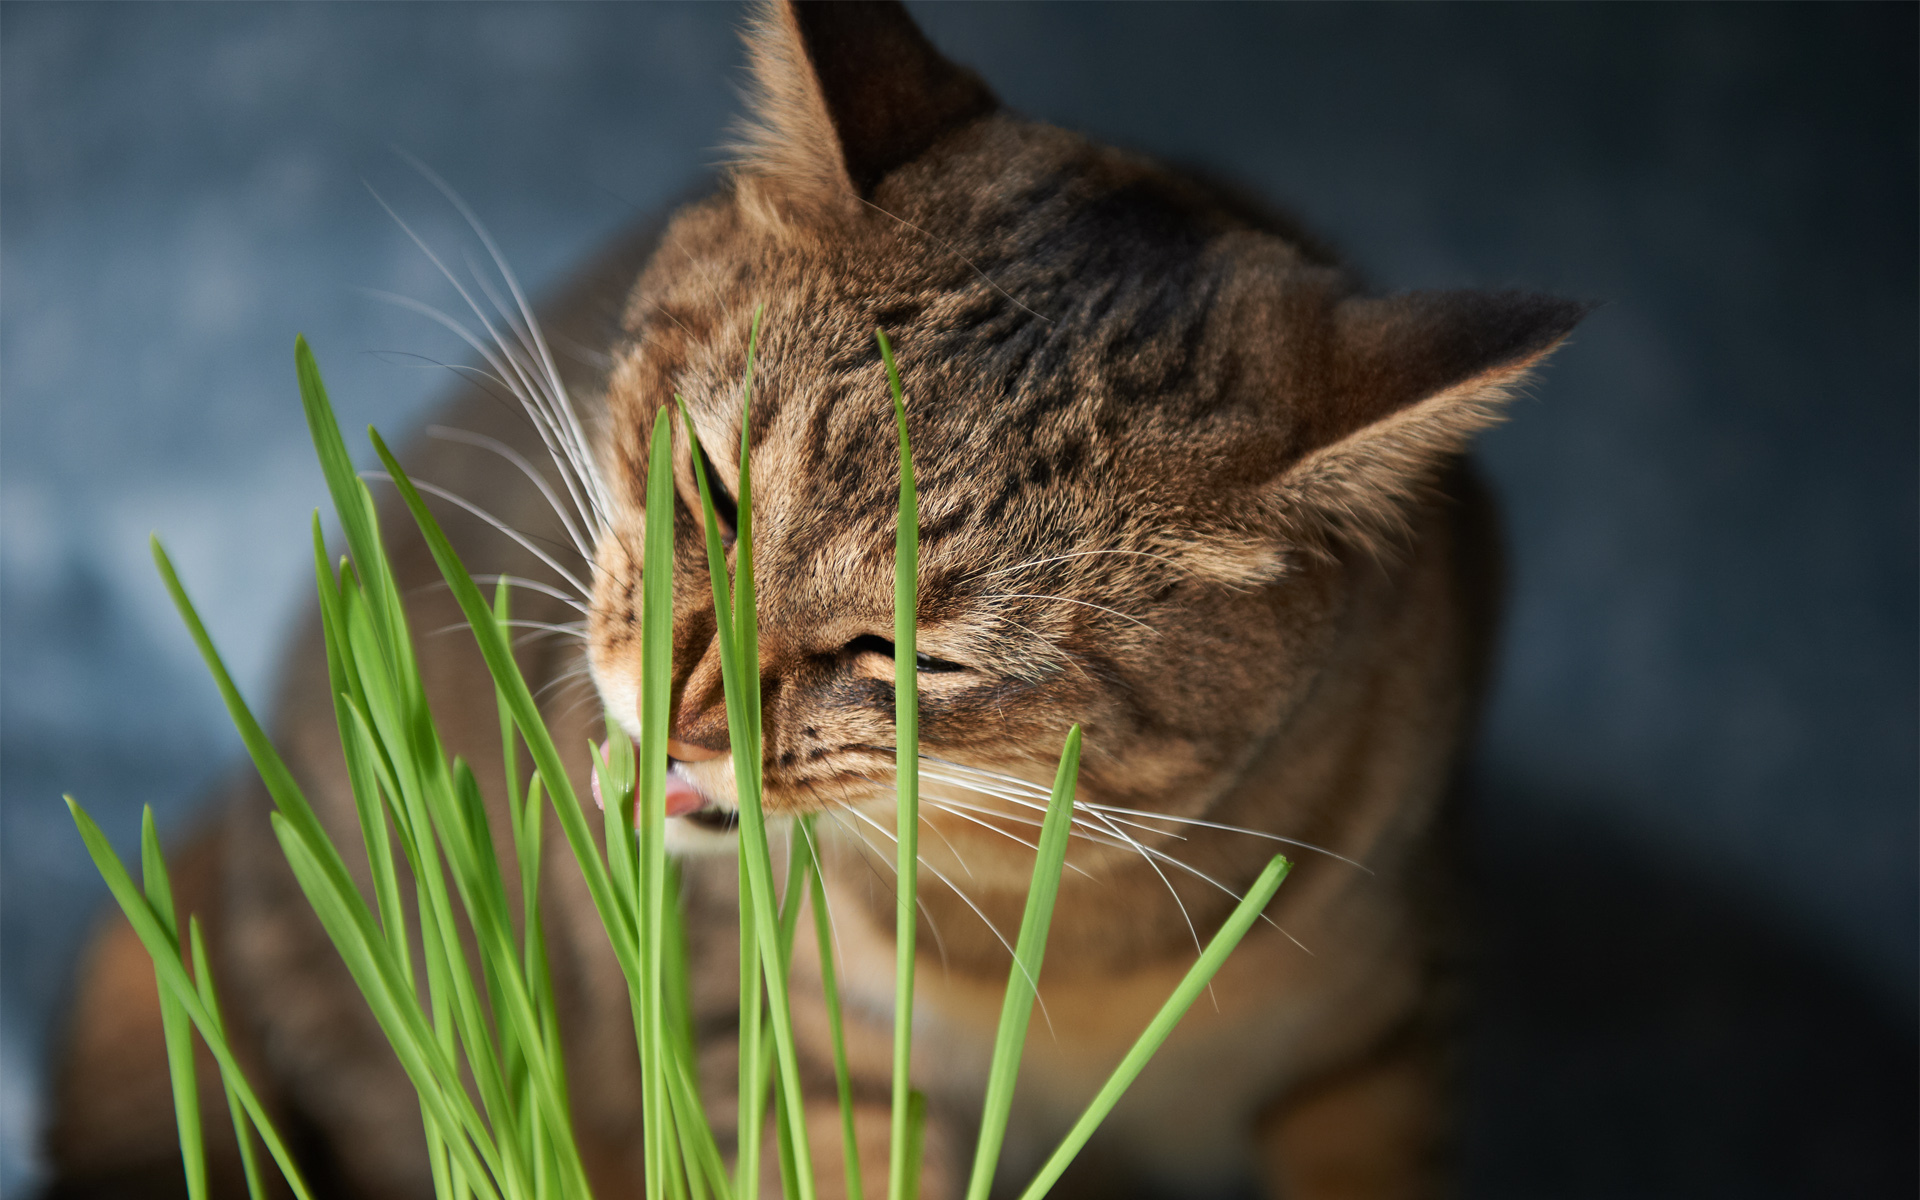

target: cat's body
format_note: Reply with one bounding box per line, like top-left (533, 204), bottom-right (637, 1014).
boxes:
top-left (49, 4), bottom-right (1580, 1197)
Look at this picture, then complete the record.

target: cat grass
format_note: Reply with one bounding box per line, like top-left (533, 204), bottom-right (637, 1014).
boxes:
top-left (68, 333), bottom-right (1291, 1200)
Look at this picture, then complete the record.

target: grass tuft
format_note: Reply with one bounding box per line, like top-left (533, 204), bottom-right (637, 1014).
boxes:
top-left (70, 327), bottom-right (1287, 1200)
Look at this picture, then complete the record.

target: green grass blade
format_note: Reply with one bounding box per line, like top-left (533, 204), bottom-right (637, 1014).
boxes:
top-left (876, 327), bottom-right (920, 1200)
top-left (156, 536), bottom-right (496, 1188)
top-left (638, 406), bottom-right (678, 1200)
top-left (900, 1090), bottom-right (927, 1200)
top-left (66, 798), bottom-right (318, 1200)
top-left (1014, 855), bottom-right (1293, 1200)
top-left (803, 827), bottom-right (863, 1200)
top-left (151, 538), bottom-right (362, 916)
top-left (140, 808), bottom-right (207, 1200)
top-left (724, 311), bottom-right (818, 1200)
top-left (678, 393), bottom-right (762, 1199)
top-left (317, 522), bottom-right (412, 975)
top-left (187, 920), bottom-right (269, 1200)
top-left (296, 336), bottom-right (418, 690)
top-left (745, 829), bottom-right (815, 1190)
top-left (964, 727), bottom-right (1082, 1200)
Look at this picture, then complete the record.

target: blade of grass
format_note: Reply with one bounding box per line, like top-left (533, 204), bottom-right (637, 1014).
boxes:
top-left (803, 828), bottom-right (863, 1200)
top-left (963, 727), bottom-right (1082, 1200)
top-left (187, 919), bottom-right (269, 1200)
top-left (67, 798), bottom-right (318, 1200)
top-left (722, 312), bottom-right (818, 1200)
top-left (876, 328), bottom-right (919, 1200)
top-left (637, 406), bottom-right (678, 1200)
top-left (140, 807), bottom-right (207, 1200)
top-left (900, 1090), bottom-right (927, 1200)
top-left (674, 394), bottom-right (758, 1198)
top-left (1013, 855), bottom-right (1293, 1200)
top-left (316, 524), bottom-right (412, 980)
top-left (746, 827), bottom-right (816, 1192)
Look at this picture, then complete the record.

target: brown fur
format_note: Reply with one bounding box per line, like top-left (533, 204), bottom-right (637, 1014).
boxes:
top-left (50, 4), bottom-right (1582, 1196)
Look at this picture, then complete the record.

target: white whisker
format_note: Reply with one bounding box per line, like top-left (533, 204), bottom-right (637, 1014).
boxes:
top-left (395, 153), bottom-right (613, 533)
top-left (363, 472), bottom-right (593, 600)
top-left (794, 820), bottom-right (849, 973)
top-left (363, 288), bottom-right (606, 546)
top-left (923, 754), bottom-right (1366, 872)
top-left (846, 806), bottom-right (1051, 1032)
top-left (912, 797), bottom-right (976, 881)
top-left (971, 549), bottom-right (1181, 582)
top-left (922, 799), bottom-right (1096, 881)
top-left (988, 593), bottom-right (1157, 633)
top-left (1078, 802), bottom-right (1370, 874)
top-left (826, 811), bottom-right (949, 973)
top-left (469, 574), bottom-right (591, 615)
top-left (856, 195), bottom-right (1054, 327)
top-left (427, 426), bottom-right (596, 565)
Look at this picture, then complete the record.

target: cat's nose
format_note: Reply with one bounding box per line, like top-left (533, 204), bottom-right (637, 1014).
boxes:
top-left (666, 738), bottom-right (728, 763)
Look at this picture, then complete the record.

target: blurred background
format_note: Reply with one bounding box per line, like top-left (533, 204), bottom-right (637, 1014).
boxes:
top-left (2, 3), bottom-right (1913, 1195)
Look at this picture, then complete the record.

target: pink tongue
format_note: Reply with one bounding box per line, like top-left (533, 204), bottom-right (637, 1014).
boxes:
top-left (587, 742), bottom-right (709, 821)
top-left (664, 773), bottom-right (705, 819)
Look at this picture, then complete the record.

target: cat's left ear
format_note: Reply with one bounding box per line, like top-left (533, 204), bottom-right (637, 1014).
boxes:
top-left (1263, 288), bottom-right (1590, 554)
top-left (733, 0), bottom-right (997, 218)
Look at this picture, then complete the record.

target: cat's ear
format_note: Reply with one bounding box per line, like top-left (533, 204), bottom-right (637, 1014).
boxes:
top-left (733, 0), bottom-right (996, 217)
top-left (1264, 289), bottom-right (1589, 556)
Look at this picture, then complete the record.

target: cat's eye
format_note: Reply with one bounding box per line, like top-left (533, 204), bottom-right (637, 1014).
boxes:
top-left (843, 635), bottom-right (966, 674)
top-left (687, 432), bottom-right (738, 545)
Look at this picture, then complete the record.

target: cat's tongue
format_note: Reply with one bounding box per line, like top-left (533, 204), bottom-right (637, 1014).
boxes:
top-left (662, 773), bottom-right (705, 818)
top-left (589, 743), bottom-right (707, 820)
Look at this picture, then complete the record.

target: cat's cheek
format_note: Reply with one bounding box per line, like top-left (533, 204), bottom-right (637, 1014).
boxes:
top-left (584, 644), bottom-right (642, 743)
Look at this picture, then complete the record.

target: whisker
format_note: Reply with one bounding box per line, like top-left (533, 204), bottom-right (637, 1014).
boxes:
top-left (856, 195), bottom-right (1054, 327)
top-left (363, 287), bottom-right (606, 544)
top-left (918, 769), bottom-right (1158, 846)
top-left (535, 663), bottom-right (596, 702)
top-left (912, 796), bottom-right (977, 881)
top-left (1078, 802), bottom-right (1371, 874)
top-left (363, 472), bottom-right (594, 600)
top-left (846, 807), bottom-right (1052, 1032)
top-left (395, 152), bottom-right (614, 533)
top-left (362, 350), bottom-right (525, 412)
top-left (794, 820), bottom-right (850, 973)
top-left (916, 758), bottom-right (1292, 994)
top-left (469, 574), bottom-right (591, 615)
top-left (970, 548), bottom-right (1182, 583)
top-left (923, 755), bottom-right (1366, 872)
top-left (826, 810), bottom-right (949, 973)
top-left (501, 618), bottom-right (587, 638)
top-left (920, 756), bottom-right (1052, 799)
top-left (363, 189), bottom-right (585, 507)
top-left (921, 799), bottom-right (1096, 881)
top-left (427, 426), bottom-right (596, 565)
top-left (987, 593), bottom-right (1157, 633)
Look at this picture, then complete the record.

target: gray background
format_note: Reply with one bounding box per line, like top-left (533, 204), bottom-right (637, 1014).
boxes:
top-left (3, 3), bottom-right (1913, 1195)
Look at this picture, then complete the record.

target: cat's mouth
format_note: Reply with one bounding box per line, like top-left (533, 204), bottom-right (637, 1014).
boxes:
top-left (665, 758), bottom-right (739, 833)
top-left (591, 746), bottom-right (740, 839)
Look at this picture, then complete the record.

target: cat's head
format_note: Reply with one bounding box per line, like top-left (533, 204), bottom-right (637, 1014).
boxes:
top-left (585, 0), bottom-right (1582, 866)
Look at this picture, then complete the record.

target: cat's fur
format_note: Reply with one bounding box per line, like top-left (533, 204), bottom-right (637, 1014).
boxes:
top-left (48, 4), bottom-right (1582, 1197)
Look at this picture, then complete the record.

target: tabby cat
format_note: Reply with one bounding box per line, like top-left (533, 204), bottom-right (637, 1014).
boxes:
top-left (49, 3), bottom-right (1583, 1197)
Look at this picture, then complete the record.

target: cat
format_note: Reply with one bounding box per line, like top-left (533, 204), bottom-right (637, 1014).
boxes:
top-left (48, 3), bottom-right (1583, 1197)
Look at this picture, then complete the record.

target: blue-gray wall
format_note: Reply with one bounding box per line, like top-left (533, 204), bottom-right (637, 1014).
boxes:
top-left (3, 4), bottom-right (1913, 1194)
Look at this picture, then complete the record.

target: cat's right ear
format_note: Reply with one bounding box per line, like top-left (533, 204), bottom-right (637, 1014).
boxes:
top-left (1255, 287), bottom-right (1589, 562)
top-left (732, 0), bottom-right (996, 220)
